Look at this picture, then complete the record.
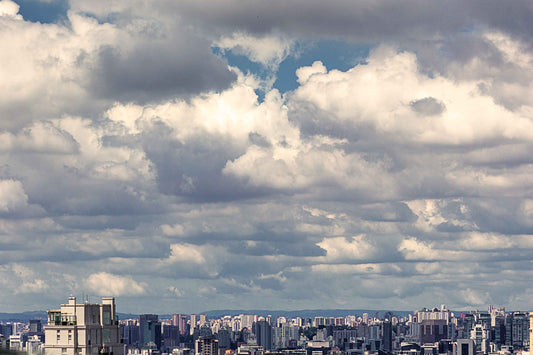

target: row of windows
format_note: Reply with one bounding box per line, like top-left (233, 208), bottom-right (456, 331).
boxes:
top-left (55, 329), bottom-right (118, 344)
top-left (61, 347), bottom-right (83, 354)
top-left (57, 330), bottom-right (73, 342)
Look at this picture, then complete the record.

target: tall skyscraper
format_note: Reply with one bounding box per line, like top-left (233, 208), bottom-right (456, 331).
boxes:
top-left (199, 314), bottom-right (207, 327)
top-left (139, 314), bottom-right (161, 349)
top-left (382, 321), bottom-right (392, 352)
top-left (162, 324), bottom-right (180, 351)
top-left (253, 320), bottom-right (272, 351)
top-left (44, 297), bottom-right (123, 355)
top-left (122, 323), bottom-right (140, 346)
top-left (493, 316), bottom-right (506, 345)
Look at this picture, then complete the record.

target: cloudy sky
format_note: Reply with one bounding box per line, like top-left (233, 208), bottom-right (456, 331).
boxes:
top-left (1, 0), bottom-right (533, 314)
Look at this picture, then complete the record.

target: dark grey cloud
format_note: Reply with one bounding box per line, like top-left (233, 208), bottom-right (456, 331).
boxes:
top-left (170, 0), bottom-right (533, 44)
top-left (140, 122), bottom-right (275, 202)
top-left (94, 40), bottom-right (236, 103)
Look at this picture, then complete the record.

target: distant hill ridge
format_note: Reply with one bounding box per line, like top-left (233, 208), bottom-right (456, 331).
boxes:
top-left (0, 311), bottom-right (47, 322)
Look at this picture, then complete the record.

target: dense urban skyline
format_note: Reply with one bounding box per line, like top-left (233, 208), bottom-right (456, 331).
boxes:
top-left (1, 0), bottom-right (533, 313)
top-left (2, 299), bottom-right (532, 355)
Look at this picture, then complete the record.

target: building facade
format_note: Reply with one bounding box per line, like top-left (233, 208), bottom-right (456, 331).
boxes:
top-left (44, 297), bottom-right (123, 355)
top-left (195, 336), bottom-right (218, 355)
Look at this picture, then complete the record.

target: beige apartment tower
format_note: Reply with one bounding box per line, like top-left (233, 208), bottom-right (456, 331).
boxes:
top-left (44, 297), bottom-right (123, 355)
top-left (530, 312), bottom-right (533, 353)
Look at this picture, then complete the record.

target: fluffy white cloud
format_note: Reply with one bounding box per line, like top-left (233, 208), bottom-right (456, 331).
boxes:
top-left (291, 46), bottom-right (533, 145)
top-left (86, 272), bottom-right (146, 296)
top-left (0, 0), bottom-right (22, 19)
top-left (16, 279), bottom-right (49, 294)
top-left (398, 238), bottom-right (467, 261)
top-left (316, 235), bottom-right (375, 262)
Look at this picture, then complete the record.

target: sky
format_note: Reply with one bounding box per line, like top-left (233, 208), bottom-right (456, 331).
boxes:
top-left (1, 0), bottom-right (533, 314)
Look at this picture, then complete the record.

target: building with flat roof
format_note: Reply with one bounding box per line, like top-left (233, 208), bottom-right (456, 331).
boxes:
top-left (44, 297), bottom-right (123, 355)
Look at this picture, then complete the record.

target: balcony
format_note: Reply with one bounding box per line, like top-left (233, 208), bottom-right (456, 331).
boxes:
top-left (48, 312), bottom-right (77, 326)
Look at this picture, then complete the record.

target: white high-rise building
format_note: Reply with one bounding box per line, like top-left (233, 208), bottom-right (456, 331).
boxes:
top-left (190, 314), bottom-right (197, 335)
top-left (240, 315), bottom-right (256, 331)
top-left (362, 313), bottom-right (369, 324)
top-left (44, 297), bottom-right (123, 355)
top-left (417, 307), bottom-right (450, 322)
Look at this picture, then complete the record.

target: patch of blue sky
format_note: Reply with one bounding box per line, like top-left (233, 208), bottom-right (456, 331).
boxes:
top-left (14, 0), bottom-right (69, 24)
top-left (275, 40), bottom-right (373, 93)
top-left (214, 40), bottom-right (373, 102)
top-left (212, 47), bottom-right (266, 78)
top-left (212, 47), bottom-right (269, 101)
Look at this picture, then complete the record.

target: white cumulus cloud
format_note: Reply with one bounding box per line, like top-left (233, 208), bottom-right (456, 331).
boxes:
top-left (86, 272), bottom-right (146, 296)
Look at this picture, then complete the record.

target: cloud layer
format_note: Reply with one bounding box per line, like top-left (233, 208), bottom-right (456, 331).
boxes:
top-left (1, 0), bottom-right (533, 313)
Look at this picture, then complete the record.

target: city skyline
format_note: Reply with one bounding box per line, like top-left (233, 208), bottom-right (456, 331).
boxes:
top-left (2, 298), bottom-right (532, 355)
top-left (1, 0), bottom-right (533, 314)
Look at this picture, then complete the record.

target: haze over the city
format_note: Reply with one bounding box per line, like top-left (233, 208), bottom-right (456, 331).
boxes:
top-left (1, 0), bottom-right (533, 314)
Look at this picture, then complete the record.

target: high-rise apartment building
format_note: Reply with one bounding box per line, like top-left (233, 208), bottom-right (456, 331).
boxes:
top-left (362, 313), bottom-right (369, 324)
top-left (417, 307), bottom-right (450, 322)
top-left (470, 324), bottom-right (489, 353)
top-left (44, 297), bottom-right (123, 355)
top-left (511, 313), bottom-right (529, 348)
top-left (179, 314), bottom-right (187, 335)
top-left (529, 313), bottom-right (533, 352)
top-left (199, 315), bottom-right (207, 328)
top-left (190, 315), bottom-right (197, 335)
top-left (493, 316), bottom-right (506, 345)
top-left (195, 336), bottom-right (218, 355)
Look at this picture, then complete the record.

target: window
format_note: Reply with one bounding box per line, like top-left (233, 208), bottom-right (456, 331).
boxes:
top-left (103, 311), bottom-right (111, 325)
top-left (103, 329), bottom-right (111, 343)
top-left (61, 348), bottom-right (67, 355)
top-left (68, 330), bottom-right (72, 341)
top-left (57, 330), bottom-right (61, 342)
